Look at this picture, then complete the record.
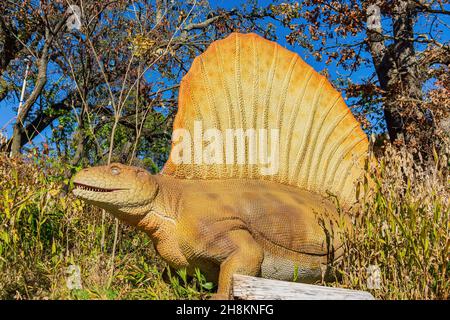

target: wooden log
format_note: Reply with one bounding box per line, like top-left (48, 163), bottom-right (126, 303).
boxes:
top-left (232, 274), bottom-right (375, 300)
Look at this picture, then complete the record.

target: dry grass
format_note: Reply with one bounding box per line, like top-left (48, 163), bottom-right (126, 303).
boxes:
top-left (0, 144), bottom-right (448, 299)
top-left (335, 143), bottom-right (449, 299)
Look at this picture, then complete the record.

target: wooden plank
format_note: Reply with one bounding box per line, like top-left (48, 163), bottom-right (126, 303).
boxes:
top-left (232, 274), bottom-right (375, 300)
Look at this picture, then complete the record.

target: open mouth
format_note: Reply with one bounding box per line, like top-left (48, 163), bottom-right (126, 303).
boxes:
top-left (74, 182), bottom-right (126, 193)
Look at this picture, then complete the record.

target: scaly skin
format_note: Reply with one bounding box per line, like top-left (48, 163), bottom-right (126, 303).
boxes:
top-left (73, 163), bottom-right (348, 299)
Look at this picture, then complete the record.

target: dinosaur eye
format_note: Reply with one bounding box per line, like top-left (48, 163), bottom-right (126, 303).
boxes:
top-left (111, 167), bottom-right (121, 175)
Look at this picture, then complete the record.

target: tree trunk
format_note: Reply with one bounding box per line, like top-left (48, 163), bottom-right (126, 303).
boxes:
top-left (367, 1), bottom-right (425, 145)
top-left (10, 123), bottom-right (24, 156)
top-left (8, 18), bottom-right (66, 156)
top-left (387, 0), bottom-right (423, 143)
top-left (10, 29), bottom-right (50, 156)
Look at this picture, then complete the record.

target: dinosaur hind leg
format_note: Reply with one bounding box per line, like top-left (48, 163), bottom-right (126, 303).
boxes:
top-left (211, 230), bottom-right (264, 300)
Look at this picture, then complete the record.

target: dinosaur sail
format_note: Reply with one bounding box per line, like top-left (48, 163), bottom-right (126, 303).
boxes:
top-left (162, 33), bottom-right (368, 207)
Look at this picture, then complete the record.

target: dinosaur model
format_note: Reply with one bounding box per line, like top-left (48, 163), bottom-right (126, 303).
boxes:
top-left (73, 33), bottom-right (369, 299)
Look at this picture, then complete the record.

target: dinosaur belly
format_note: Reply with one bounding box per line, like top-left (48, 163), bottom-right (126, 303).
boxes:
top-left (261, 251), bottom-right (323, 282)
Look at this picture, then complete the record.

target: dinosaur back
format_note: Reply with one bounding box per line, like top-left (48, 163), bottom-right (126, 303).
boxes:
top-left (162, 33), bottom-right (368, 207)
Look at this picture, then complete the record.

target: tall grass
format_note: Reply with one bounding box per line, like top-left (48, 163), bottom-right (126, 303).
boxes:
top-left (336, 144), bottom-right (449, 299)
top-left (0, 144), bottom-right (448, 299)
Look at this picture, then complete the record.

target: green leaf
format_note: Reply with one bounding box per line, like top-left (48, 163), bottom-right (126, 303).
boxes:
top-left (201, 282), bottom-right (214, 290)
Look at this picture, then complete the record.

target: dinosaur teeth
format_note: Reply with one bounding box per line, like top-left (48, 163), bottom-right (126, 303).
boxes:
top-left (74, 184), bottom-right (115, 192)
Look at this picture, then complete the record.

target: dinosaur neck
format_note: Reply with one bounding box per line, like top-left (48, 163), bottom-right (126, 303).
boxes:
top-left (134, 174), bottom-right (181, 236)
top-left (112, 202), bottom-right (154, 226)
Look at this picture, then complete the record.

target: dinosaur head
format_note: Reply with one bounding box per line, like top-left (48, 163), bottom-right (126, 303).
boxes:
top-left (72, 163), bottom-right (158, 219)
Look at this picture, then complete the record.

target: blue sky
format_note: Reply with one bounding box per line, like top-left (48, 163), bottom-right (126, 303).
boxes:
top-left (1, 0), bottom-right (448, 146)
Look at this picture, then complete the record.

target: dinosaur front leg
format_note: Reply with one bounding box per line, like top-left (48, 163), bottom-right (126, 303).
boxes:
top-left (211, 230), bottom-right (264, 300)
